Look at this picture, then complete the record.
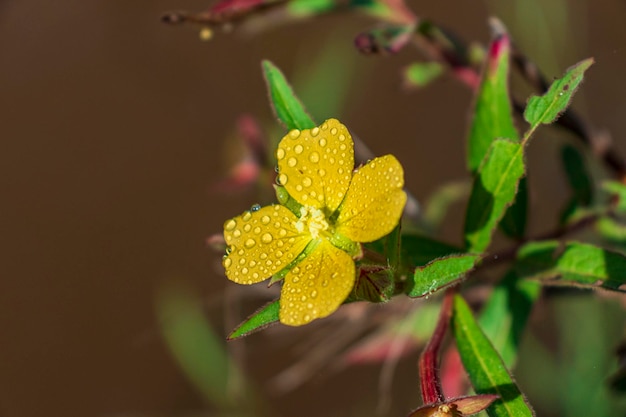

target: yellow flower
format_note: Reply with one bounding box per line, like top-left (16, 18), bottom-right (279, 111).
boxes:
top-left (222, 119), bottom-right (407, 326)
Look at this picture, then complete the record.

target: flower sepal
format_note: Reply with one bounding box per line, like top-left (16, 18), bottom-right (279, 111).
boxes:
top-left (273, 184), bottom-right (303, 217)
top-left (346, 265), bottom-right (395, 303)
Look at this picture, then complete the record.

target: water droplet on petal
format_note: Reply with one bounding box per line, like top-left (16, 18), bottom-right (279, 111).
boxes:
top-left (322, 280), bottom-right (329, 287)
top-left (309, 152), bottom-right (320, 163)
top-left (242, 212), bottom-right (252, 221)
top-left (233, 230), bottom-right (242, 238)
top-left (318, 169), bottom-right (326, 177)
top-left (253, 226), bottom-right (261, 234)
top-left (339, 134), bottom-right (346, 141)
top-left (243, 224), bottom-right (251, 232)
top-left (244, 238), bottom-right (256, 248)
top-left (278, 173), bottom-right (288, 185)
top-left (319, 138), bottom-right (327, 147)
top-left (223, 258), bottom-right (232, 267)
top-left (287, 157), bottom-right (297, 167)
top-left (311, 127), bottom-right (320, 136)
top-left (302, 177), bottom-right (312, 187)
top-left (330, 127), bottom-right (338, 135)
top-left (275, 250), bottom-right (284, 258)
top-left (251, 204), bottom-right (261, 212)
top-left (224, 219), bottom-right (236, 231)
top-left (261, 215), bottom-right (271, 225)
top-left (260, 253), bottom-right (268, 260)
top-left (294, 144), bottom-right (304, 154)
top-left (276, 148), bottom-right (286, 160)
top-left (289, 129), bottom-right (301, 138)
top-left (295, 184), bottom-right (303, 192)
top-left (310, 290), bottom-right (317, 298)
top-left (261, 233), bottom-right (273, 243)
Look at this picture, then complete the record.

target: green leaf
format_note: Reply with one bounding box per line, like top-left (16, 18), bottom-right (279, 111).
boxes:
top-left (228, 299), bottom-right (280, 340)
top-left (596, 217), bottom-right (626, 243)
top-left (262, 60), bottom-right (315, 130)
top-left (407, 254), bottom-right (480, 297)
top-left (401, 234), bottom-right (463, 268)
top-left (523, 58), bottom-right (594, 134)
top-left (403, 61), bottom-right (444, 88)
top-left (464, 139), bottom-right (526, 253)
top-left (479, 271), bottom-right (541, 367)
top-left (499, 177), bottom-right (528, 239)
top-left (452, 295), bottom-right (535, 417)
top-left (603, 180), bottom-right (626, 212)
top-left (157, 284), bottom-right (251, 408)
top-left (467, 34), bottom-right (519, 172)
top-left (515, 240), bottom-right (626, 292)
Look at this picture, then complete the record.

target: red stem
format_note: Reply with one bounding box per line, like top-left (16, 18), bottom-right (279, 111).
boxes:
top-left (419, 288), bottom-right (455, 404)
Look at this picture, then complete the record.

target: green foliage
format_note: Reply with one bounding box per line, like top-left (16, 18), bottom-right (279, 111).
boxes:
top-left (452, 295), bottom-right (535, 417)
top-left (523, 58), bottom-right (594, 137)
top-left (228, 299), bottom-right (280, 340)
top-left (262, 60), bottom-right (315, 130)
top-left (408, 254), bottom-right (480, 297)
top-left (464, 139), bottom-right (525, 252)
top-left (479, 271), bottom-right (541, 367)
top-left (515, 240), bottom-right (626, 292)
top-left (403, 62), bottom-right (444, 88)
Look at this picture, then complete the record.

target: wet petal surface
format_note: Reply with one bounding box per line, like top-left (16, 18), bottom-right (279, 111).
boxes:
top-left (276, 119), bottom-right (354, 212)
top-left (279, 239), bottom-right (355, 326)
top-left (223, 205), bottom-right (311, 284)
top-left (336, 155), bottom-right (407, 242)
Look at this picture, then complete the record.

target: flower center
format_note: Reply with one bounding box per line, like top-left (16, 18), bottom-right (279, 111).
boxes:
top-left (294, 206), bottom-right (330, 239)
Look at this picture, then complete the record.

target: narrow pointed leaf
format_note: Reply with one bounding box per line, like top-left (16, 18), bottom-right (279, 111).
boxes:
top-left (408, 254), bottom-right (480, 297)
top-left (523, 58), bottom-right (594, 129)
top-left (452, 295), bottom-right (535, 417)
top-left (228, 299), bottom-right (280, 339)
top-left (262, 60), bottom-right (315, 130)
top-left (467, 34), bottom-right (519, 172)
top-left (515, 241), bottom-right (626, 292)
top-left (464, 139), bottom-right (526, 253)
top-left (479, 271), bottom-right (541, 367)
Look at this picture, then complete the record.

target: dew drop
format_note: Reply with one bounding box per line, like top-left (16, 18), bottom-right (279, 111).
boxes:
top-left (224, 219), bottom-right (236, 231)
top-left (251, 204), bottom-right (261, 212)
top-left (243, 224), bottom-right (252, 233)
top-left (278, 173), bottom-right (288, 185)
top-left (275, 250), bottom-right (284, 258)
top-left (322, 279), bottom-right (329, 287)
top-left (294, 144), bottom-right (304, 154)
top-left (241, 267), bottom-right (249, 274)
top-left (261, 233), bottom-right (273, 244)
top-left (237, 249), bottom-right (245, 256)
top-left (242, 211), bottom-right (252, 221)
top-left (239, 258), bottom-right (246, 265)
top-left (339, 143), bottom-right (346, 151)
top-left (244, 238), bottom-right (256, 248)
top-left (307, 303), bottom-right (313, 309)
top-left (261, 215), bottom-right (271, 225)
top-left (279, 229), bottom-right (287, 238)
top-left (292, 276), bottom-right (300, 283)
top-left (249, 260), bottom-right (257, 267)
top-left (252, 272), bottom-right (259, 279)
top-left (304, 314), bottom-right (311, 322)
top-left (276, 148), bottom-right (286, 160)
top-left (253, 226), bottom-right (261, 234)
top-left (311, 127), bottom-right (320, 136)
top-left (319, 138), bottom-right (327, 147)
top-left (301, 295), bottom-right (308, 302)
top-left (338, 134), bottom-right (346, 141)
top-left (260, 253), bottom-right (268, 260)
top-left (310, 290), bottom-right (317, 298)
top-left (308, 152), bottom-right (320, 163)
top-left (233, 230), bottom-right (242, 238)
top-left (287, 157), bottom-right (297, 167)
top-left (289, 129), bottom-right (301, 138)
top-left (318, 169), bottom-right (326, 177)
top-left (295, 184), bottom-right (303, 192)
top-left (223, 258), bottom-right (232, 267)
top-left (330, 127), bottom-right (338, 135)
top-left (302, 177), bottom-right (312, 187)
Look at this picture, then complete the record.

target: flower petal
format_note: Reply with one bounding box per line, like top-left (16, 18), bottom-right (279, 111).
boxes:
top-left (276, 118), bottom-right (354, 212)
top-left (279, 239), bottom-right (355, 326)
top-left (223, 205), bottom-right (311, 284)
top-left (336, 154), bottom-right (407, 242)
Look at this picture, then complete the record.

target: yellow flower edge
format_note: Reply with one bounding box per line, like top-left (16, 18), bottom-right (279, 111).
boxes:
top-left (223, 119), bottom-right (407, 326)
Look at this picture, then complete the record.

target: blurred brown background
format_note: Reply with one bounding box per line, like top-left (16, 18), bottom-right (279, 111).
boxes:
top-left (2, 1), bottom-right (626, 416)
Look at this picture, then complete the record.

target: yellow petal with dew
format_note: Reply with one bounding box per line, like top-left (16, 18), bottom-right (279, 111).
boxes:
top-left (223, 205), bottom-right (311, 284)
top-left (276, 118), bottom-right (354, 212)
top-left (279, 239), bottom-right (355, 326)
top-left (336, 154), bottom-right (407, 243)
